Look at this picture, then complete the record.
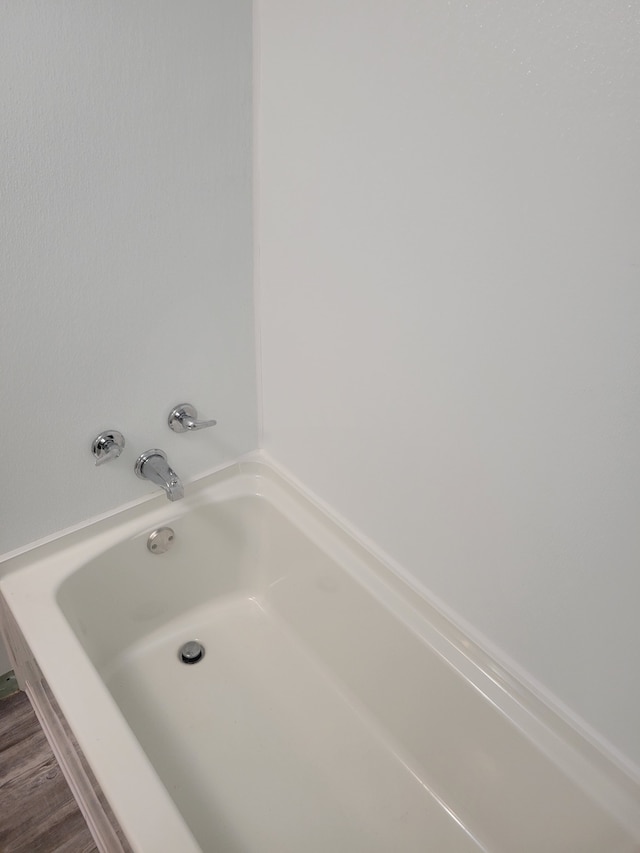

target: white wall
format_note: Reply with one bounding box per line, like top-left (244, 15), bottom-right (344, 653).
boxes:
top-left (0, 1), bottom-right (255, 675)
top-left (258, 2), bottom-right (640, 774)
top-left (0, 2), bottom-right (256, 560)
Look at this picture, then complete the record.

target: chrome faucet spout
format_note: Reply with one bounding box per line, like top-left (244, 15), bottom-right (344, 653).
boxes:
top-left (134, 450), bottom-right (184, 501)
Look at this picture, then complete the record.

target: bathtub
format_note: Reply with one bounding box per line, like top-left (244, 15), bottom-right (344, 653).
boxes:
top-left (1, 458), bottom-right (639, 852)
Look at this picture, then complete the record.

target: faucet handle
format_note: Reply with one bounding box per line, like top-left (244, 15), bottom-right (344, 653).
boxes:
top-left (92, 430), bottom-right (125, 466)
top-left (168, 403), bottom-right (217, 433)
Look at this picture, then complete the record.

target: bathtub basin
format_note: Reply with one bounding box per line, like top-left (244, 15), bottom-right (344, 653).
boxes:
top-left (1, 458), bottom-right (639, 852)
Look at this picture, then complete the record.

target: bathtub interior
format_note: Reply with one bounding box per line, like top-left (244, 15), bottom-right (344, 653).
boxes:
top-left (50, 477), bottom-right (640, 853)
top-left (56, 496), bottom-right (268, 677)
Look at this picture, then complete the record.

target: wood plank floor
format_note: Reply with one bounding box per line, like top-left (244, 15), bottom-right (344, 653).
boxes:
top-left (0, 689), bottom-right (98, 853)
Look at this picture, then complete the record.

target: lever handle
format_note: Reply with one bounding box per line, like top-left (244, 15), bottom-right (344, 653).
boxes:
top-left (92, 430), bottom-right (125, 465)
top-left (168, 403), bottom-right (217, 433)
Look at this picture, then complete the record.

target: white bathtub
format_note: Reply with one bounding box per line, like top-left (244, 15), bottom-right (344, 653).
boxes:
top-left (1, 459), bottom-right (639, 852)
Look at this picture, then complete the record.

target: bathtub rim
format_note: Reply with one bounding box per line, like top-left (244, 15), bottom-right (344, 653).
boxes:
top-left (1, 451), bottom-right (639, 850)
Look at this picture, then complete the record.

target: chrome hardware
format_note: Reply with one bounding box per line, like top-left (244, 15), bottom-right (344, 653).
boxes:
top-left (92, 431), bottom-right (125, 466)
top-left (134, 449), bottom-right (184, 501)
top-left (168, 403), bottom-right (217, 433)
top-left (147, 527), bottom-right (175, 554)
top-left (179, 640), bottom-right (205, 664)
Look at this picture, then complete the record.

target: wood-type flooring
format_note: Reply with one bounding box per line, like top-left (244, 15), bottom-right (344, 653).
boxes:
top-left (0, 688), bottom-right (98, 853)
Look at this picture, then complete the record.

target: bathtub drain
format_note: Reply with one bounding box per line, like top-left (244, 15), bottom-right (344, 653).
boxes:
top-left (179, 641), bottom-right (205, 664)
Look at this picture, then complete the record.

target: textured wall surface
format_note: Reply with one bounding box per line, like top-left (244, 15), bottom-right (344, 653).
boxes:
top-left (259, 1), bottom-right (640, 773)
top-left (1, 2), bottom-right (256, 560)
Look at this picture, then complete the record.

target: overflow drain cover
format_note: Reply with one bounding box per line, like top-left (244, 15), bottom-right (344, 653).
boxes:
top-left (147, 527), bottom-right (175, 554)
top-left (179, 641), bottom-right (205, 664)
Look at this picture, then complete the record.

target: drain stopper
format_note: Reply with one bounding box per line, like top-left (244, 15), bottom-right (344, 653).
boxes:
top-left (179, 641), bottom-right (204, 664)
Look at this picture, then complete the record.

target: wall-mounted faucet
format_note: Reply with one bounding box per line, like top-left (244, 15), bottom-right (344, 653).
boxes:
top-left (168, 403), bottom-right (217, 433)
top-left (135, 449), bottom-right (184, 501)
